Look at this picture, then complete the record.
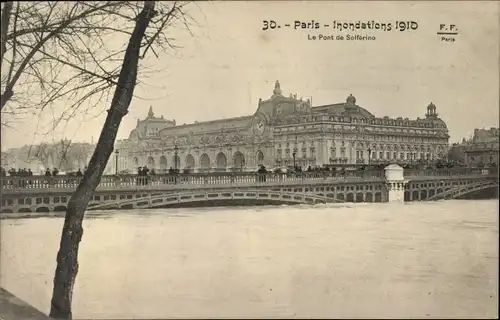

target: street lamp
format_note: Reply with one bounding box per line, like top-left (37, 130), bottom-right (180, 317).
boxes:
top-left (292, 148), bottom-right (297, 169)
top-left (114, 149), bottom-right (119, 175)
top-left (367, 147), bottom-right (371, 166)
top-left (174, 145), bottom-right (179, 172)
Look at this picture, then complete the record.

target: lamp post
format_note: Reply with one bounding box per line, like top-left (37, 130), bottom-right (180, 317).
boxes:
top-left (114, 149), bottom-right (119, 175)
top-left (292, 148), bottom-right (297, 169)
top-left (367, 147), bottom-right (371, 166)
top-left (174, 145), bottom-right (179, 173)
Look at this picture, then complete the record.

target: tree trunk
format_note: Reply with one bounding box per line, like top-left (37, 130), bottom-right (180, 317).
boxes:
top-left (49, 2), bottom-right (156, 319)
top-left (0, 1), bottom-right (13, 69)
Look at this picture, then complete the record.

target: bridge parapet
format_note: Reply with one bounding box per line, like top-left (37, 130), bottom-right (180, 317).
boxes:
top-left (404, 167), bottom-right (498, 178)
top-left (2, 167), bottom-right (498, 194)
top-left (1, 170), bottom-right (386, 194)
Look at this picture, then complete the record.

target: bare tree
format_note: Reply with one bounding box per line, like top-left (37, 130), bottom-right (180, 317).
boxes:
top-left (1, 1), bottom-right (193, 319)
top-left (1, 1), bottom-right (191, 127)
top-left (34, 142), bottom-right (52, 170)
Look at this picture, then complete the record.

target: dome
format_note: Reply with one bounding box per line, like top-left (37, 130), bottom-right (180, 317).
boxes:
top-left (346, 94), bottom-right (356, 105)
top-left (433, 118), bottom-right (447, 128)
top-left (427, 102), bottom-right (436, 109)
top-left (128, 129), bottom-right (139, 140)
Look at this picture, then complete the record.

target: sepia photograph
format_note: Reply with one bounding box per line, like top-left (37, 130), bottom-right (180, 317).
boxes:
top-left (0, 1), bottom-right (498, 319)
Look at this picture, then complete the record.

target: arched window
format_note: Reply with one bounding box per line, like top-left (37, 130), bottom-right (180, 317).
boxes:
top-left (256, 151), bottom-right (264, 163)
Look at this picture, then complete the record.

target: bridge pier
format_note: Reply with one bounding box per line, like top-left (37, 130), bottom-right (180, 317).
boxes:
top-left (385, 164), bottom-right (408, 203)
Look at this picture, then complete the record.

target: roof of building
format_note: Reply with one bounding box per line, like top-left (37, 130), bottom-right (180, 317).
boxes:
top-left (127, 82), bottom-right (449, 141)
top-left (311, 94), bottom-right (376, 118)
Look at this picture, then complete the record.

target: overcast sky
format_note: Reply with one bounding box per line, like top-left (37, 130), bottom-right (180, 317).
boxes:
top-left (1, 1), bottom-right (498, 151)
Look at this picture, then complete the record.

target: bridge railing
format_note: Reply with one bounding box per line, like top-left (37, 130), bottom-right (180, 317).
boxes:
top-left (0, 169), bottom-right (386, 191)
top-left (403, 167), bottom-right (498, 177)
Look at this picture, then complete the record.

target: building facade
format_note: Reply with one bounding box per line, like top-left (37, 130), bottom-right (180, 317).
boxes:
top-left (463, 128), bottom-right (499, 167)
top-left (115, 81), bottom-right (450, 173)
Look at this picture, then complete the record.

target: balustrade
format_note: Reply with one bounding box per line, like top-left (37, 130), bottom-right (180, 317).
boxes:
top-left (1, 169), bottom-right (388, 192)
top-left (404, 167), bottom-right (492, 177)
top-left (1, 167), bottom-right (494, 193)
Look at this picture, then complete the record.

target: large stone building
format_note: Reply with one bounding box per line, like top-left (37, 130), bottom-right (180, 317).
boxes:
top-left (114, 81), bottom-right (450, 173)
top-left (463, 128), bottom-right (499, 167)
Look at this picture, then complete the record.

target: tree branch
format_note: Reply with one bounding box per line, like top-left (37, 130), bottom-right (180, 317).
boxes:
top-left (15, 41), bottom-right (119, 86)
top-left (1, 1), bottom-right (124, 111)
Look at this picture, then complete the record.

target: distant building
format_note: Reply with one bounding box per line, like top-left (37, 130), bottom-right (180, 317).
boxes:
top-left (447, 140), bottom-right (468, 165)
top-left (1, 141), bottom-right (95, 174)
top-left (114, 81), bottom-right (450, 173)
top-left (463, 127), bottom-right (499, 167)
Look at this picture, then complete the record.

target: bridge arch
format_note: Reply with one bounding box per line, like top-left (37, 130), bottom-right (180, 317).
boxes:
top-left (420, 190), bottom-right (428, 200)
top-left (412, 190), bottom-right (419, 201)
top-left (87, 190), bottom-right (349, 211)
top-left (216, 152), bottom-right (228, 171)
top-left (185, 154), bottom-right (195, 171)
top-left (200, 153), bottom-right (211, 171)
top-left (346, 193), bottom-right (354, 202)
top-left (427, 180), bottom-right (498, 201)
top-left (233, 152), bottom-right (245, 171)
top-left (365, 192), bottom-right (373, 202)
top-left (159, 156), bottom-right (168, 171)
top-left (356, 192), bottom-right (364, 202)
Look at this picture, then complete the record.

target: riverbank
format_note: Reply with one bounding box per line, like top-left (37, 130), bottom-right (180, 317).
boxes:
top-left (0, 288), bottom-right (50, 320)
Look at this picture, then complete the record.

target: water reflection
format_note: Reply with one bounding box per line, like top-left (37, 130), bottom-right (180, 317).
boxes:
top-left (1, 200), bottom-right (498, 319)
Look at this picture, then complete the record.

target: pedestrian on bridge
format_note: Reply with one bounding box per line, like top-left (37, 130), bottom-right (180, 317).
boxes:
top-left (257, 165), bottom-right (267, 182)
top-left (137, 167), bottom-right (143, 185)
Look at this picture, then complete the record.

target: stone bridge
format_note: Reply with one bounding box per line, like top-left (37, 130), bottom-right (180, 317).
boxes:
top-left (1, 166), bottom-right (498, 213)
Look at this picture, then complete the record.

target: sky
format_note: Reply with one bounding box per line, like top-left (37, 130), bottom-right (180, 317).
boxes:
top-left (1, 0), bottom-right (499, 151)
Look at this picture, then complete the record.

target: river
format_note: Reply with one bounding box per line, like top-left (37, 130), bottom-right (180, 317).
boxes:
top-left (1, 200), bottom-right (498, 319)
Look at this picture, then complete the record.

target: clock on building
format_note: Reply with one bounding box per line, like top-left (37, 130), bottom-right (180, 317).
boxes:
top-left (257, 120), bottom-right (264, 132)
top-left (253, 119), bottom-right (265, 134)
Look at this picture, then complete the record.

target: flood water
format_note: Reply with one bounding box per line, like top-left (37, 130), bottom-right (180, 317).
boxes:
top-left (1, 200), bottom-right (498, 319)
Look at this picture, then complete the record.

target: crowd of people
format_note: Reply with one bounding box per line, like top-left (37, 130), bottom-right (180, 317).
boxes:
top-left (135, 166), bottom-right (189, 185)
top-left (0, 166), bottom-right (86, 177)
top-left (1, 167), bottom-right (34, 177)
